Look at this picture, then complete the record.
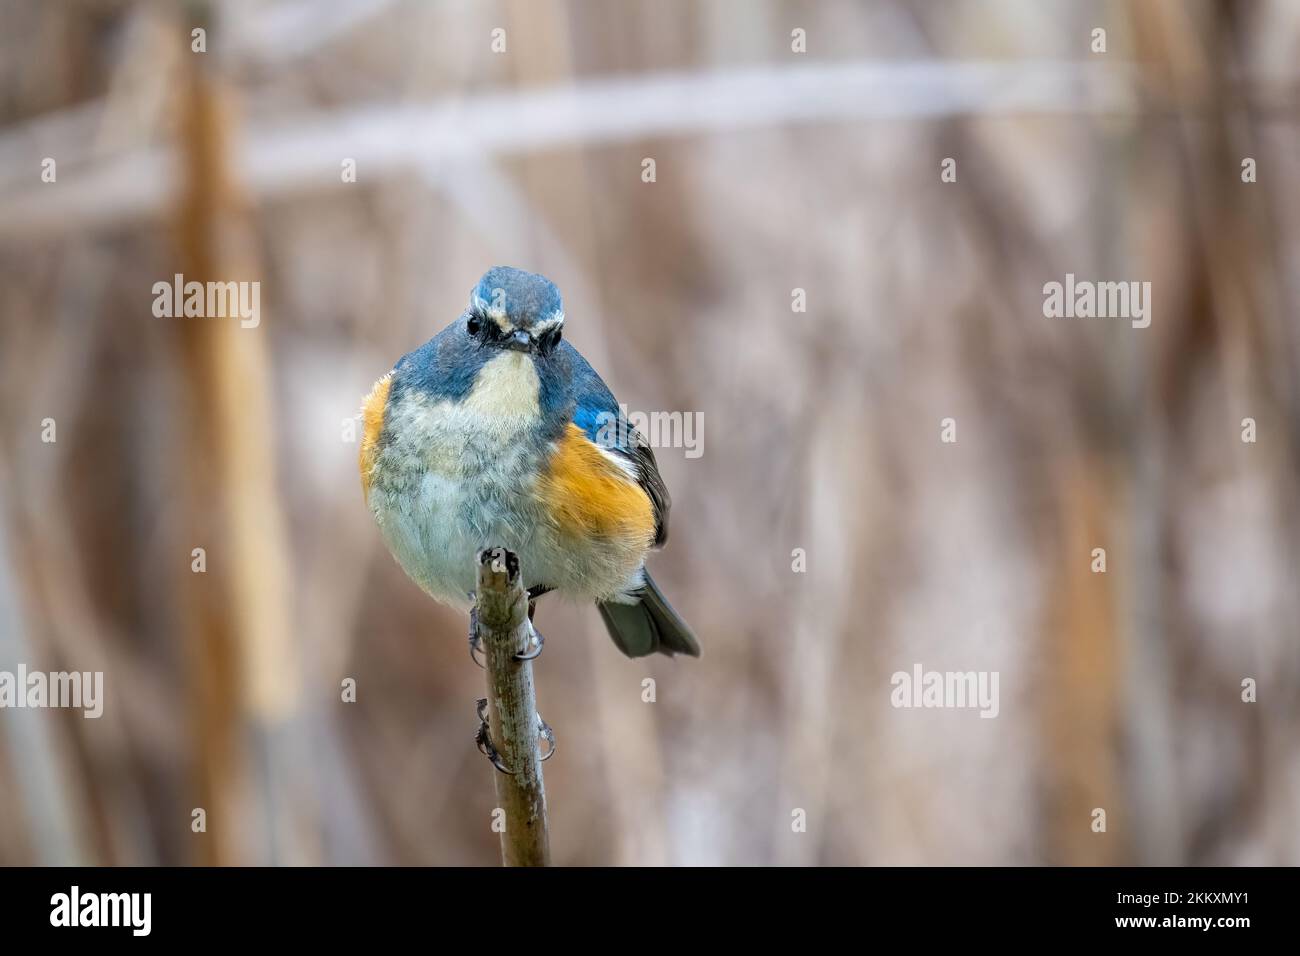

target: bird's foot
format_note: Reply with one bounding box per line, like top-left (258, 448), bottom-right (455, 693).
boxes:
top-left (514, 617), bottom-right (545, 661)
top-left (538, 711), bottom-right (556, 762)
top-left (474, 697), bottom-right (513, 775)
top-left (512, 589), bottom-right (550, 660)
top-left (467, 605), bottom-right (485, 669)
top-left (472, 598), bottom-right (545, 662)
top-left (474, 699), bottom-right (555, 770)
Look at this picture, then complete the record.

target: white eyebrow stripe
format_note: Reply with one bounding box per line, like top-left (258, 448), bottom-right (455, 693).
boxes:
top-left (531, 312), bottom-right (565, 333)
top-left (471, 293), bottom-right (514, 332)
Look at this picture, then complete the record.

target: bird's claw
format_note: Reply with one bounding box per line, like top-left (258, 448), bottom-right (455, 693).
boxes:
top-left (475, 697), bottom-right (514, 775)
top-left (467, 605), bottom-right (485, 669)
top-left (538, 712), bottom-right (556, 762)
top-left (475, 699), bottom-right (555, 770)
top-left (514, 619), bottom-right (545, 661)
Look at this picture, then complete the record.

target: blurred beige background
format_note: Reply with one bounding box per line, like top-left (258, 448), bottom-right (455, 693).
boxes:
top-left (1, 0), bottom-right (1298, 865)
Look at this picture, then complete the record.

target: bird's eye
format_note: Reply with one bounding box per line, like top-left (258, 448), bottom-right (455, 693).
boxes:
top-left (538, 327), bottom-right (562, 354)
top-left (466, 314), bottom-right (482, 336)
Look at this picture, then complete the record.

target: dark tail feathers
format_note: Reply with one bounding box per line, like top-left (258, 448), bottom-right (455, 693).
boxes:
top-left (597, 572), bottom-right (700, 659)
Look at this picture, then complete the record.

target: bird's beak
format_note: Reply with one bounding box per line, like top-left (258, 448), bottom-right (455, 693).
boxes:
top-left (503, 329), bottom-right (534, 353)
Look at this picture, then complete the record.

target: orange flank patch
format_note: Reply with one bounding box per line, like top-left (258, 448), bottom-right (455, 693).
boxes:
top-left (538, 424), bottom-right (656, 548)
top-left (359, 372), bottom-right (392, 497)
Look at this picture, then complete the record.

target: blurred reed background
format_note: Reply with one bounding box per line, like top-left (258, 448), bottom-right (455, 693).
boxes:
top-left (0, 0), bottom-right (1298, 865)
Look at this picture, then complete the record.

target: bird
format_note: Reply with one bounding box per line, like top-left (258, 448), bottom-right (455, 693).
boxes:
top-left (359, 266), bottom-right (700, 663)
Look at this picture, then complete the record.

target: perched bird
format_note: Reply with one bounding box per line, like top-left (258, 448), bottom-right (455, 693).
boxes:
top-left (360, 266), bottom-right (700, 660)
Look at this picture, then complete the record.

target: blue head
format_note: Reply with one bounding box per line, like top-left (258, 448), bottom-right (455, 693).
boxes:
top-left (388, 266), bottom-right (574, 423)
top-left (468, 266), bottom-right (565, 356)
